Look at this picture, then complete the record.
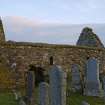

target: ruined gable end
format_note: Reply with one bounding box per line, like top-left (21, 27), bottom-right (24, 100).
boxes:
top-left (76, 27), bottom-right (104, 48)
top-left (0, 17), bottom-right (5, 43)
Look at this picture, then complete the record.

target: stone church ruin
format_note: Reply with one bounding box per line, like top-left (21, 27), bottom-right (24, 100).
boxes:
top-left (0, 17), bottom-right (105, 99)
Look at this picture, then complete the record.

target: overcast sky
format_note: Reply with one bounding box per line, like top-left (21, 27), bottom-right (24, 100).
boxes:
top-left (0, 0), bottom-right (105, 45)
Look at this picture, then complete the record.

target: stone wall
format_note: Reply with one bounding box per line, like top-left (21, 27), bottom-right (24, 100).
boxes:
top-left (0, 42), bottom-right (105, 75)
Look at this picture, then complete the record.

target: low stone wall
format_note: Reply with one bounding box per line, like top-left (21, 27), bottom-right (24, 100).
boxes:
top-left (0, 42), bottom-right (105, 89)
top-left (0, 42), bottom-right (105, 72)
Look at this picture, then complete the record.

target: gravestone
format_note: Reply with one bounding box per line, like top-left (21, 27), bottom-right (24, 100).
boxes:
top-left (81, 101), bottom-right (90, 105)
top-left (84, 58), bottom-right (101, 96)
top-left (19, 98), bottom-right (26, 105)
top-left (71, 64), bottom-right (81, 92)
top-left (39, 82), bottom-right (49, 105)
top-left (12, 90), bottom-right (21, 101)
top-left (49, 65), bottom-right (67, 105)
top-left (26, 71), bottom-right (35, 105)
top-left (102, 76), bottom-right (105, 95)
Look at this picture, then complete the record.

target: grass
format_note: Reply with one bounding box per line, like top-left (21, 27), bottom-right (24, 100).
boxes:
top-left (34, 87), bottom-right (40, 105)
top-left (0, 92), bottom-right (18, 105)
top-left (34, 87), bottom-right (105, 105)
top-left (0, 89), bottom-right (104, 105)
top-left (67, 93), bottom-right (105, 105)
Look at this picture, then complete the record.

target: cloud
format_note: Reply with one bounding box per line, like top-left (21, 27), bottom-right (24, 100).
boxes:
top-left (1, 16), bottom-right (105, 45)
top-left (1, 0), bottom-right (105, 24)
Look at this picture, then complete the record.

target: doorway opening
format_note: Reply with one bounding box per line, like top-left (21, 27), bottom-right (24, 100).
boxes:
top-left (29, 65), bottom-right (46, 86)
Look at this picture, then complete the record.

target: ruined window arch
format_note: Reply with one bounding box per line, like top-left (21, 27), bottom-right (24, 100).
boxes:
top-left (50, 56), bottom-right (53, 65)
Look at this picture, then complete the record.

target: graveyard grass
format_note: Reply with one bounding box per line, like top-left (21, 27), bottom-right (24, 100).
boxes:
top-left (0, 91), bottom-right (105, 105)
top-left (34, 87), bottom-right (105, 105)
top-left (0, 92), bottom-right (18, 105)
top-left (67, 93), bottom-right (105, 105)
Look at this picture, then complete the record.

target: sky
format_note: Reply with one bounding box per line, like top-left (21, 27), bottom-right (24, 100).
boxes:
top-left (0, 0), bottom-right (105, 45)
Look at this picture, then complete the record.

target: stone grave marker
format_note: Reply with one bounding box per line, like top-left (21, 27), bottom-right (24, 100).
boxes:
top-left (81, 101), bottom-right (90, 105)
top-left (102, 76), bottom-right (105, 96)
top-left (84, 58), bottom-right (101, 96)
top-left (71, 64), bottom-right (81, 92)
top-left (49, 65), bottom-right (67, 105)
top-left (39, 82), bottom-right (49, 105)
top-left (26, 71), bottom-right (35, 105)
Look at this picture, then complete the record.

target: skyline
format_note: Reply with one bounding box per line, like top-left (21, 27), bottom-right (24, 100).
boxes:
top-left (0, 0), bottom-right (105, 45)
top-left (2, 16), bottom-right (105, 45)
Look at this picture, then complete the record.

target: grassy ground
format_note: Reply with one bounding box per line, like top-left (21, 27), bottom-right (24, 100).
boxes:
top-left (0, 91), bottom-right (104, 105)
top-left (0, 92), bottom-right (18, 105)
top-left (67, 93), bottom-right (105, 105)
top-left (34, 87), bottom-right (105, 105)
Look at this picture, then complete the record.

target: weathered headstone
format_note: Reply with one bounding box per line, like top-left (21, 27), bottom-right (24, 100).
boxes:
top-left (81, 101), bottom-right (90, 105)
top-left (84, 58), bottom-right (101, 96)
top-left (19, 98), bottom-right (26, 105)
top-left (26, 71), bottom-right (35, 105)
top-left (102, 76), bottom-right (105, 96)
top-left (13, 90), bottom-right (21, 101)
top-left (49, 65), bottom-right (67, 105)
top-left (39, 82), bottom-right (49, 105)
top-left (71, 64), bottom-right (81, 92)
